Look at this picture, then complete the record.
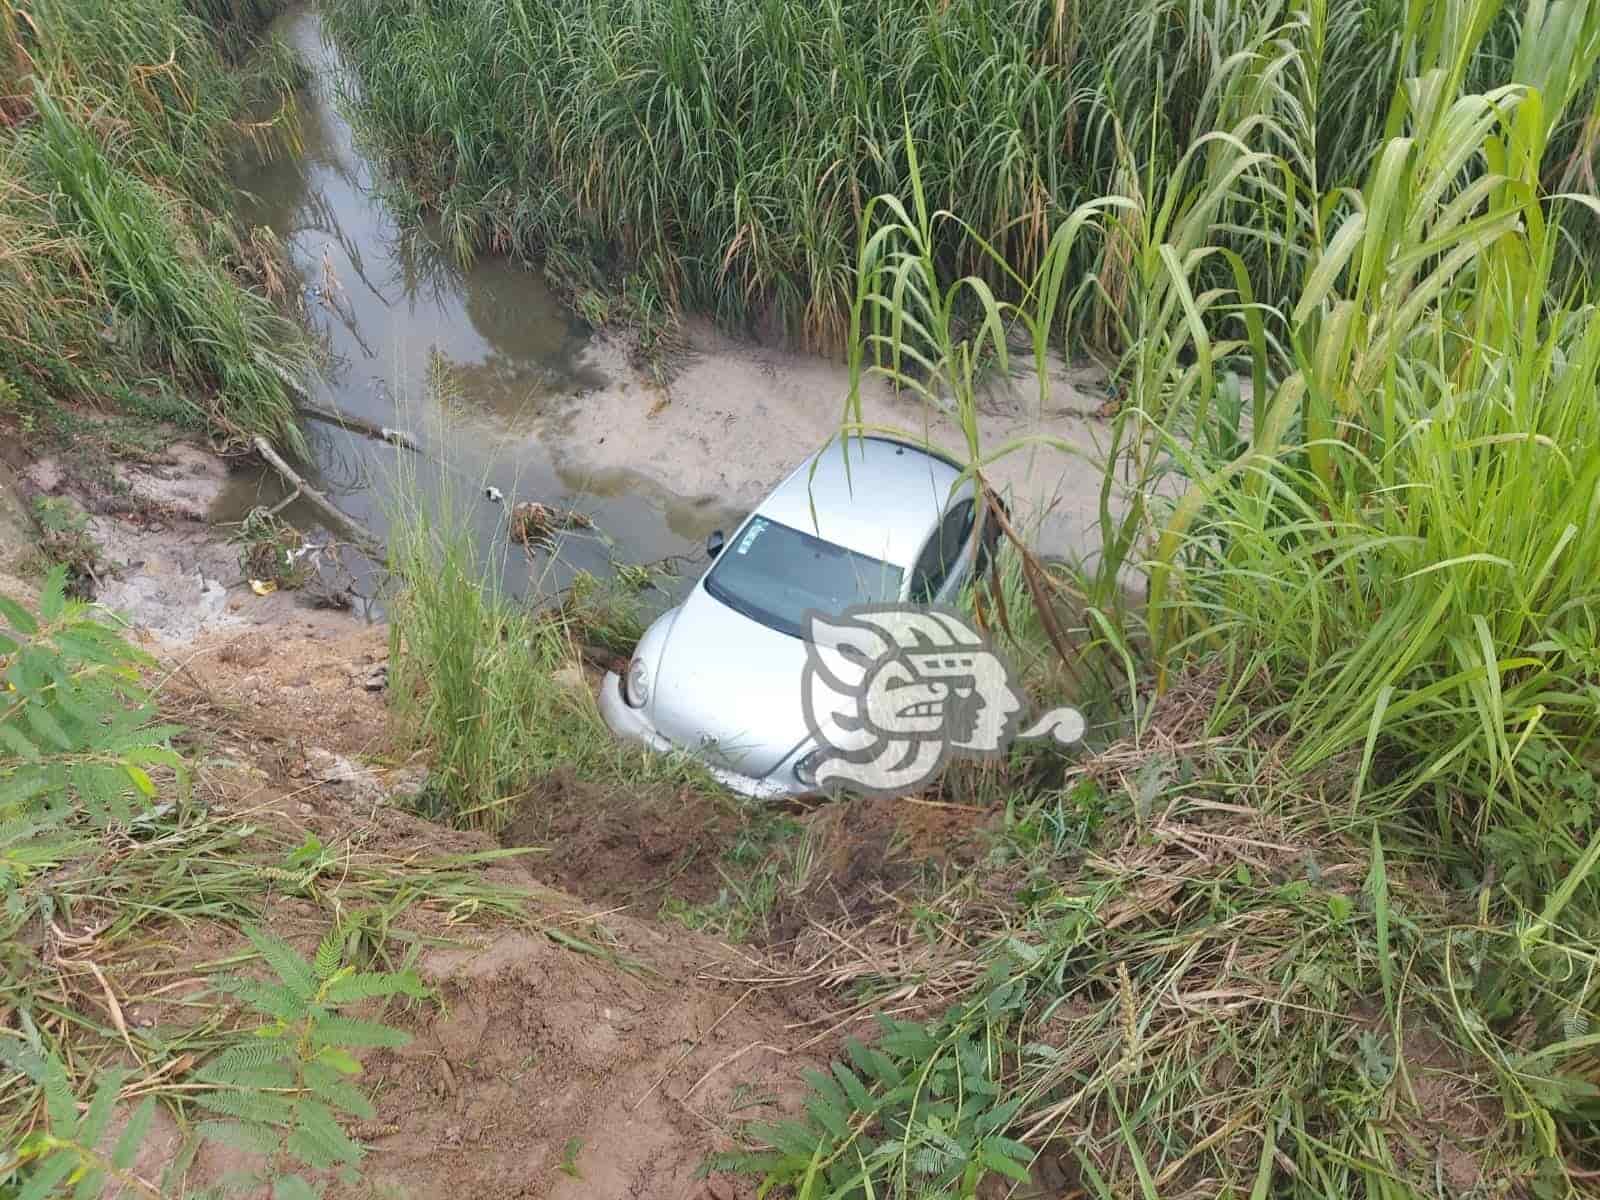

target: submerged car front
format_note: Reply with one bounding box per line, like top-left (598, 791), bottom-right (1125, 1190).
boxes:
top-left (600, 512), bottom-right (908, 796)
top-left (599, 437), bottom-right (964, 796)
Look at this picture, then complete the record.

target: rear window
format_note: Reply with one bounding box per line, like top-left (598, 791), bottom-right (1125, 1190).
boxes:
top-left (705, 516), bottom-right (903, 638)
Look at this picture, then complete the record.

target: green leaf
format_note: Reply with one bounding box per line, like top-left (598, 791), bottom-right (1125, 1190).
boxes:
top-left (314, 1045), bottom-right (363, 1076)
top-left (38, 567), bottom-right (67, 622)
top-left (198, 1119), bottom-right (283, 1157)
top-left (112, 1097), bottom-right (156, 1170)
top-left (1367, 827), bottom-right (1393, 1014)
top-left (313, 929), bottom-right (343, 982)
top-left (71, 1166), bottom-right (107, 1200)
top-left (288, 1100), bottom-right (363, 1168)
top-left (307, 1015), bottom-right (409, 1049)
top-left (192, 1088), bottom-right (296, 1125)
top-left (243, 927), bottom-right (315, 1001)
top-left (213, 978), bottom-right (305, 1022)
top-left (200, 1040), bottom-right (295, 1083)
top-left (307, 1078), bottom-right (377, 1121)
top-left (17, 1150), bottom-right (76, 1200)
top-left (753, 1119), bottom-right (826, 1160)
top-left (0, 722), bottom-right (38, 760)
top-left (39, 1048), bottom-right (77, 1133)
top-left (0, 592), bottom-right (38, 636)
top-left (802, 1092), bottom-right (850, 1141)
top-left (272, 1175), bottom-right (321, 1200)
top-left (833, 1064), bottom-right (874, 1112)
top-left (320, 970), bottom-right (423, 1005)
top-left (23, 703), bottom-right (72, 752)
top-left (79, 1068), bottom-right (129, 1151)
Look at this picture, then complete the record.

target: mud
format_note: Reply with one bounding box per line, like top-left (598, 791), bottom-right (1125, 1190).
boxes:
top-left (125, 577), bottom-right (829, 1200)
top-left (562, 319), bottom-right (1115, 561)
top-left (362, 929), bottom-right (811, 1199)
top-left (15, 427), bottom-right (369, 643)
top-left (504, 761), bottom-right (996, 962)
top-left (501, 768), bottom-right (741, 911)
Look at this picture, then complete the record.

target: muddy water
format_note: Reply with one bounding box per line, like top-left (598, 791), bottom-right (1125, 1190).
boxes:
top-left (221, 7), bottom-right (735, 602)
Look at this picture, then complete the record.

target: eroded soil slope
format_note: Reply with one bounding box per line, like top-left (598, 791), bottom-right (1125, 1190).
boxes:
top-left (158, 623), bottom-right (831, 1200)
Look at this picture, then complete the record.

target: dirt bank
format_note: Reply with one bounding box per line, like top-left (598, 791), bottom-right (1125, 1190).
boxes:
top-left (7, 425), bottom-right (375, 645)
top-left (146, 612), bottom-right (833, 1200)
top-left (551, 319), bottom-right (1115, 561)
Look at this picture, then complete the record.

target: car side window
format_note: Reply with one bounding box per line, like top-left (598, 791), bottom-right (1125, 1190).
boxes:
top-left (909, 499), bottom-right (976, 603)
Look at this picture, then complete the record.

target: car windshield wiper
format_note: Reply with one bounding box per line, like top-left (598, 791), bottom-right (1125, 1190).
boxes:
top-left (704, 576), bottom-right (802, 640)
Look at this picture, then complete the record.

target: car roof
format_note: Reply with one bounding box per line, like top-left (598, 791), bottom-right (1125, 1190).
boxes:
top-left (754, 436), bottom-right (968, 568)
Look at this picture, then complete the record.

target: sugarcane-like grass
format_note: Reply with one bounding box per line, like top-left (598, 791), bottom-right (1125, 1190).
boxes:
top-left (0, 0), bottom-right (308, 443)
top-left (322, 0), bottom-right (1596, 349)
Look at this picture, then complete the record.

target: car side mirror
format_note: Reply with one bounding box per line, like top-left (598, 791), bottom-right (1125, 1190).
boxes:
top-left (706, 529), bottom-right (726, 558)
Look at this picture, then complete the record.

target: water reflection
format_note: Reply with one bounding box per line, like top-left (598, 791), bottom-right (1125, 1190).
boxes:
top-left (221, 6), bottom-right (728, 604)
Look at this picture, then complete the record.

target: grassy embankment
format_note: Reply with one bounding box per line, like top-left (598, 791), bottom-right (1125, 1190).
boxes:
top-left (0, 0), bottom-right (310, 451)
top-left (344, 0), bottom-right (1600, 1195)
top-left (324, 0), bottom-right (1598, 356)
top-left (0, 8), bottom-right (555, 1198)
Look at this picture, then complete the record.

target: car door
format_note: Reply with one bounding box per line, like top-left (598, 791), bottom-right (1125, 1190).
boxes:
top-left (907, 495), bottom-right (979, 606)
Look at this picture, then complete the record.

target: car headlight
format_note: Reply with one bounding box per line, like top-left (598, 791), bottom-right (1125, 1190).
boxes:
top-left (624, 658), bottom-right (650, 709)
top-left (793, 747), bottom-right (828, 787)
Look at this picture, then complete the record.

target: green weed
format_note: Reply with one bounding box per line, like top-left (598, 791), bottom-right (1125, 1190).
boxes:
top-left (0, 1048), bottom-right (164, 1199)
top-left (723, 733), bottom-right (1600, 1198)
top-left (384, 465), bottom-right (695, 831)
top-left (837, 0), bottom-right (1600, 896)
top-left (192, 927), bottom-right (424, 1196)
top-left (324, 0), bottom-right (1597, 349)
top-left (28, 496), bottom-right (98, 597)
top-left (0, 0), bottom-right (308, 443)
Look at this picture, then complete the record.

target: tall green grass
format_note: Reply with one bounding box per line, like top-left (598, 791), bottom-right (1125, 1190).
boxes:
top-left (325, 0), bottom-right (1597, 348)
top-left (840, 0), bottom-right (1600, 905)
top-left (384, 466), bottom-right (691, 831)
top-left (0, 0), bottom-right (307, 442)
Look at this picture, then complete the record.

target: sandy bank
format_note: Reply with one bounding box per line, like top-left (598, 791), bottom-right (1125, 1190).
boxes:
top-left (549, 319), bottom-right (1119, 562)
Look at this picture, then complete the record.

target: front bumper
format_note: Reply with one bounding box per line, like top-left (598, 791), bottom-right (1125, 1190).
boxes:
top-left (598, 671), bottom-right (812, 801)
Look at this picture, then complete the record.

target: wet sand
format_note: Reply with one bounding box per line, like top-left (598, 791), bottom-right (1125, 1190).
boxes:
top-left (553, 318), bottom-right (1118, 563)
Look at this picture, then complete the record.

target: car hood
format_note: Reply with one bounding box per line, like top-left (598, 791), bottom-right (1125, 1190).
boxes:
top-left (648, 586), bottom-right (811, 778)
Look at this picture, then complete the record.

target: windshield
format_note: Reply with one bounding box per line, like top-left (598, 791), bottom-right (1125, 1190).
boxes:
top-left (705, 516), bottom-right (904, 637)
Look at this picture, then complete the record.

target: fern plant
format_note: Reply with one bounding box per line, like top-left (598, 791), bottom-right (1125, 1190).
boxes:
top-left (0, 1042), bottom-right (162, 1199)
top-left (0, 567), bottom-right (184, 917)
top-left (192, 925), bottom-right (424, 1198)
top-left (723, 996), bottom-right (1035, 1199)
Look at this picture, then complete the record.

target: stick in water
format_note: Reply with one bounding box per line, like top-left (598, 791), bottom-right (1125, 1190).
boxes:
top-left (251, 436), bottom-right (387, 564)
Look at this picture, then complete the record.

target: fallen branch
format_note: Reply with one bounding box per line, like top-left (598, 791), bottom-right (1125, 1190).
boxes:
top-left (255, 353), bottom-right (420, 452)
top-left (296, 399), bottom-right (420, 453)
top-left (251, 436), bottom-right (387, 564)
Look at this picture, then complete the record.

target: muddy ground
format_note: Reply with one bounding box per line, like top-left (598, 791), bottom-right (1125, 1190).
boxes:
top-left (138, 626), bottom-right (837, 1199)
top-left (0, 423), bottom-right (1006, 1198)
top-left (156, 618), bottom-right (1008, 1198)
top-left (557, 319), bottom-right (1115, 562)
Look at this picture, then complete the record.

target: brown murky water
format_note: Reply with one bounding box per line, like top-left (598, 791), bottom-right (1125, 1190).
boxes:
top-left (219, 7), bottom-right (736, 602)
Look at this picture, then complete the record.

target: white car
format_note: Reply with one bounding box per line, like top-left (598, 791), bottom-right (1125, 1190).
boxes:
top-left (599, 435), bottom-right (993, 797)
